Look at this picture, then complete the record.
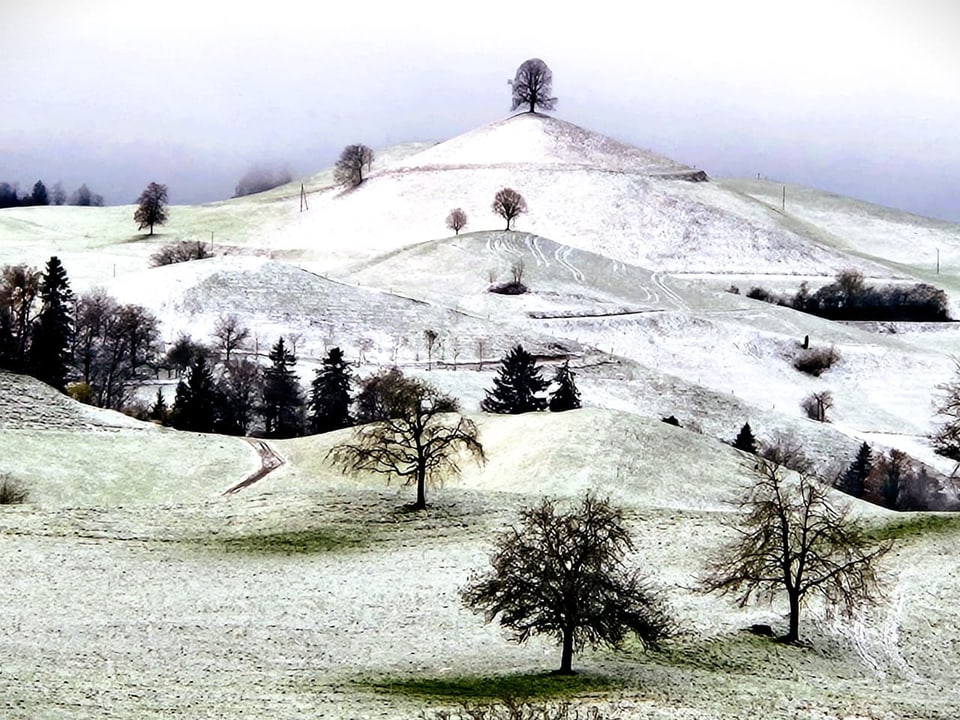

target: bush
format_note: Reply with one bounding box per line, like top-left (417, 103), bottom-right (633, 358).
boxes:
top-left (746, 286), bottom-right (778, 303)
top-left (0, 474), bottom-right (28, 504)
top-left (793, 346), bottom-right (840, 376)
top-left (66, 381), bottom-right (94, 405)
top-left (150, 241), bottom-right (213, 267)
top-left (801, 391), bottom-right (833, 422)
top-left (423, 699), bottom-right (611, 720)
top-left (489, 280), bottom-right (529, 295)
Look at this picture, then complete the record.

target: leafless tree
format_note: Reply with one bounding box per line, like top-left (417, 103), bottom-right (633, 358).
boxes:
top-left (218, 357), bottom-right (262, 436)
top-left (476, 338), bottom-right (487, 371)
top-left (0, 264), bottom-right (41, 366)
top-left (424, 329), bottom-right (438, 371)
top-left (510, 58), bottom-right (557, 114)
top-left (446, 208), bottom-right (468, 235)
top-left (328, 371), bottom-right (484, 510)
top-left (700, 439), bottom-right (891, 643)
top-left (492, 188), bottom-right (527, 230)
top-left (510, 259), bottom-right (525, 285)
top-left (334, 144), bottom-right (374, 188)
top-left (134, 182), bottom-right (169, 235)
top-left (801, 391), bottom-right (833, 422)
top-left (462, 492), bottom-right (673, 674)
top-left (212, 314), bottom-right (249, 364)
top-left (930, 358), bottom-right (960, 462)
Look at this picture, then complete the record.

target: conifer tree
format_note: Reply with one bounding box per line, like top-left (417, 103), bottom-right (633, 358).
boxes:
top-left (261, 337), bottom-right (304, 438)
top-left (149, 388), bottom-right (169, 424)
top-left (481, 344), bottom-right (548, 414)
top-left (839, 442), bottom-right (872, 498)
top-left (308, 347), bottom-right (353, 434)
top-left (548, 361), bottom-right (581, 412)
top-left (171, 355), bottom-right (219, 432)
top-left (732, 422), bottom-right (758, 455)
top-left (29, 256), bottom-right (74, 390)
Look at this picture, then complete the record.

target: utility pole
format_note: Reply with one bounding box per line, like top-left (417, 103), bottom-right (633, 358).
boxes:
top-left (782, 185), bottom-right (786, 213)
top-left (300, 184), bottom-right (308, 212)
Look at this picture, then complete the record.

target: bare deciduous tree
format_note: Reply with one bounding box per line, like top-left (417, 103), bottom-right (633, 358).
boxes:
top-left (213, 314), bottom-right (249, 364)
top-left (334, 144), bottom-right (374, 188)
top-left (801, 390), bottom-right (833, 422)
top-left (328, 371), bottom-right (484, 510)
top-left (930, 359), bottom-right (960, 462)
top-left (134, 182), bottom-right (169, 235)
top-left (462, 492), bottom-right (673, 675)
top-left (446, 208), bottom-right (468, 235)
top-left (492, 188), bottom-right (527, 230)
top-left (423, 329), bottom-right (438, 371)
top-left (700, 439), bottom-right (891, 643)
top-left (510, 58), bottom-right (557, 114)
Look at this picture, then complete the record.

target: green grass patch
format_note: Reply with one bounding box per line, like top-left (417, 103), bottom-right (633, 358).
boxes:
top-left (649, 634), bottom-right (762, 674)
top-left (867, 513), bottom-right (960, 543)
top-left (368, 672), bottom-right (615, 701)
top-left (217, 527), bottom-right (369, 555)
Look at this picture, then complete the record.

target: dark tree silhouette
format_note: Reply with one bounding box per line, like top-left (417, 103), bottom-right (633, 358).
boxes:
top-left (838, 442), bottom-right (872, 498)
top-left (31, 181), bottom-right (49, 206)
top-left (353, 367), bottom-right (404, 424)
top-left (492, 188), bottom-right (527, 230)
top-left (149, 388), bottom-right (169, 424)
top-left (462, 492), bottom-right (673, 675)
top-left (218, 358), bottom-right (262, 436)
top-left (171, 355), bottom-right (219, 432)
top-left (134, 182), bottom-right (169, 235)
top-left (548, 361), bottom-right (580, 412)
top-left (701, 439), bottom-right (891, 644)
top-left (481, 344), bottom-right (547, 414)
top-left (233, 164), bottom-right (293, 197)
top-left (29, 256), bottom-right (74, 390)
top-left (930, 359), bottom-right (960, 461)
top-left (801, 391), bottom-right (833, 422)
top-left (328, 370), bottom-right (484, 510)
top-left (212, 314), bottom-right (249, 364)
top-left (446, 208), bottom-right (468, 235)
top-left (0, 264), bottom-right (41, 371)
top-left (334, 144), bottom-right (374, 188)
top-left (510, 58), bottom-right (557, 114)
top-left (308, 347), bottom-right (353, 434)
top-left (732, 422), bottom-right (758, 454)
top-left (69, 183), bottom-right (103, 207)
top-left (0, 183), bottom-right (17, 209)
top-left (261, 337), bottom-right (304, 438)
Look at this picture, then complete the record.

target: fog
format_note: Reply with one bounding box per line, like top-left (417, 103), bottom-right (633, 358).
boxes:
top-left (2, 0), bottom-right (958, 220)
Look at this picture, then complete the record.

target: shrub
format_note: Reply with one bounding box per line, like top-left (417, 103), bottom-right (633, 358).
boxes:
top-left (66, 381), bottom-right (94, 405)
top-left (150, 241), bottom-right (213, 267)
top-left (746, 286), bottom-right (778, 303)
top-left (801, 391), bottom-right (833, 422)
top-left (423, 699), bottom-right (610, 720)
top-left (793, 346), bottom-right (840, 376)
top-left (0, 474), bottom-right (28, 504)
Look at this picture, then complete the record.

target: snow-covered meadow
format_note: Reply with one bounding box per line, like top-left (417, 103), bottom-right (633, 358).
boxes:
top-left (2, 113), bottom-right (960, 718)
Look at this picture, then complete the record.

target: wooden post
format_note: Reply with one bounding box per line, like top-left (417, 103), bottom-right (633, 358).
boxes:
top-left (782, 185), bottom-right (786, 212)
top-left (300, 184), bottom-right (308, 212)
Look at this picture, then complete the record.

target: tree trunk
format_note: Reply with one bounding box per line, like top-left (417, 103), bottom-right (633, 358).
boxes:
top-left (785, 589), bottom-right (801, 643)
top-left (414, 466), bottom-right (426, 510)
top-left (529, 97), bottom-right (535, 113)
top-left (558, 626), bottom-right (575, 675)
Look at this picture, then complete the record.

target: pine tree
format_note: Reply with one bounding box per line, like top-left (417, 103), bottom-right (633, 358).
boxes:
top-left (548, 361), bottom-right (581, 412)
top-left (732, 422), bottom-right (758, 455)
top-left (839, 442), bottom-right (872, 498)
top-left (171, 355), bottom-right (219, 432)
top-left (308, 347), bottom-right (353, 434)
top-left (149, 388), bottom-right (169, 424)
top-left (481, 344), bottom-right (548, 414)
top-left (29, 256), bottom-right (74, 390)
top-left (261, 337), bottom-right (303, 438)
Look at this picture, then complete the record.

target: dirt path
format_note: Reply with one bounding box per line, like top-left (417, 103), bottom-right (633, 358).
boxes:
top-left (223, 439), bottom-right (285, 495)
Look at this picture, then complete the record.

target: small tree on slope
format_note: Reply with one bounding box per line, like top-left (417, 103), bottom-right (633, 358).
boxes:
top-left (492, 188), bottom-right (527, 231)
top-left (334, 144), bottom-right (374, 188)
top-left (29, 256), bottom-right (74, 391)
top-left (700, 439), bottom-right (891, 644)
top-left (510, 58), bottom-right (557, 114)
top-left (134, 182), bottom-right (168, 235)
top-left (548, 361), bottom-right (580, 412)
top-left (481, 344), bottom-right (547, 414)
top-left (328, 371), bottom-right (484, 510)
top-left (462, 492), bottom-right (673, 675)
top-left (732, 422), bottom-right (758, 454)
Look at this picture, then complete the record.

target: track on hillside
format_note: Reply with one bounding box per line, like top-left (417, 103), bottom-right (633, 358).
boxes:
top-left (223, 439), bottom-right (285, 494)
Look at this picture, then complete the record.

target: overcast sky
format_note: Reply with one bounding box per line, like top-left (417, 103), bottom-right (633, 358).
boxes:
top-left (3, 0), bottom-right (959, 220)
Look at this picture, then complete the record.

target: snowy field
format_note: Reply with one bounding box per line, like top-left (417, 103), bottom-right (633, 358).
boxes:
top-left (3, 113), bottom-right (960, 718)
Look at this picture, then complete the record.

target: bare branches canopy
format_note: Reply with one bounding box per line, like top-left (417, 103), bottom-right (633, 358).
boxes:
top-left (134, 182), bottom-right (168, 236)
top-left (510, 58), bottom-right (557, 114)
top-left (446, 208), bottom-right (468, 235)
top-left (334, 144), bottom-right (374, 188)
top-left (700, 439), bottom-right (891, 643)
top-left (462, 492), bottom-right (673, 674)
top-left (492, 188), bottom-right (527, 230)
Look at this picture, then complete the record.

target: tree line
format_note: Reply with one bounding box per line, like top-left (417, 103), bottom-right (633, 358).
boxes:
top-left (0, 181), bottom-right (104, 208)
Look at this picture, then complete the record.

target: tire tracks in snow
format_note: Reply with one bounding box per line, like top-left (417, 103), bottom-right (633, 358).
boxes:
top-left (223, 439), bottom-right (285, 495)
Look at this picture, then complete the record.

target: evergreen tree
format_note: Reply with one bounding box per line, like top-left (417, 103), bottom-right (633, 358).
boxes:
top-left (732, 422), bottom-right (758, 455)
top-left (548, 361), bottom-right (581, 412)
top-left (481, 344), bottom-right (548, 414)
top-left (149, 388), bottom-right (169, 424)
top-left (308, 347), bottom-right (353, 434)
top-left (839, 442), bottom-right (872, 498)
top-left (261, 337), bottom-right (304, 438)
top-left (171, 355), bottom-right (219, 432)
top-left (31, 181), bottom-right (49, 206)
top-left (29, 256), bottom-right (74, 390)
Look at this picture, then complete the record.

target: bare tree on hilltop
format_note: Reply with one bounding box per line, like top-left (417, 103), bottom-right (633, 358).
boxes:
top-left (446, 208), bottom-right (467, 235)
top-left (334, 144), bottom-right (374, 188)
top-left (510, 58), bottom-right (557, 114)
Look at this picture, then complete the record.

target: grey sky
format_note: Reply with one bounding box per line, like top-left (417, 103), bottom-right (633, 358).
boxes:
top-left (3, 0), bottom-right (958, 221)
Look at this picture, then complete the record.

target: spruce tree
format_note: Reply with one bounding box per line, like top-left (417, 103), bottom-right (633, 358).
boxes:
top-left (261, 337), bottom-right (304, 438)
top-left (171, 355), bottom-right (219, 432)
top-left (481, 344), bottom-right (548, 414)
top-left (733, 422), bottom-right (758, 454)
top-left (548, 361), bottom-right (581, 412)
top-left (29, 256), bottom-right (74, 390)
top-left (840, 442), bottom-right (872, 498)
top-left (308, 347), bottom-right (353, 434)
top-left (149, 388), bottom-right (169, 424)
